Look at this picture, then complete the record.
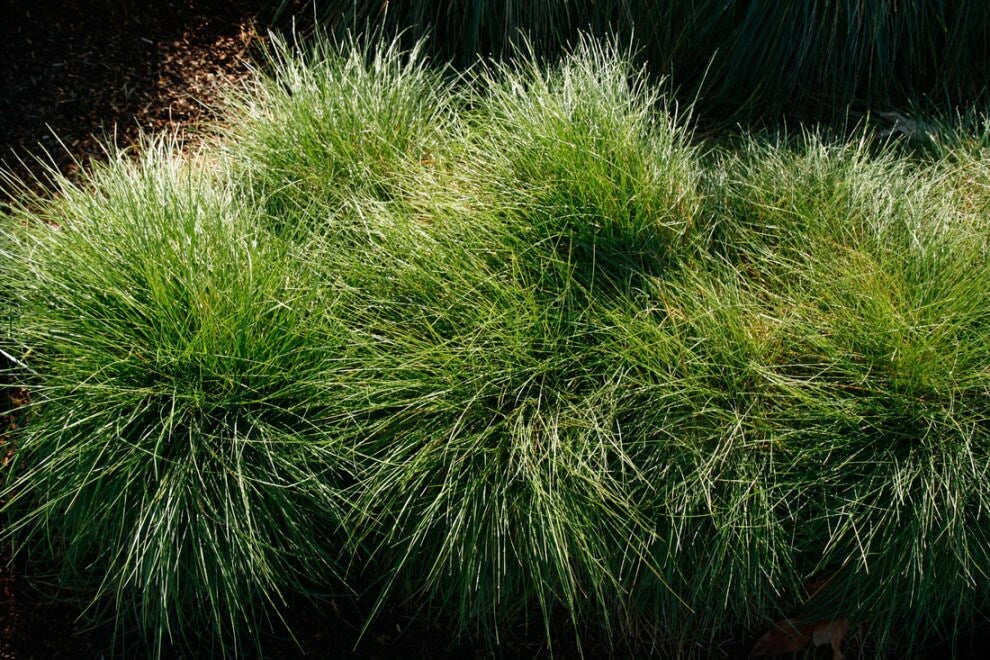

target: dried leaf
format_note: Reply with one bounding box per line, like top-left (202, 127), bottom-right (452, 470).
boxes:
top-left (811, 618), bottom-right (849, 660)
top-left (750, 619), bottom-right (812, 657)
top-left (750, 618), bottom-right (848, 660)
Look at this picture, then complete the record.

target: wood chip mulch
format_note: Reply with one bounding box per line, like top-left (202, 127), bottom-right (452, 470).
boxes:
top-left (0, 0), bottom-right (259, 192)
top-left (1, 2), bottom-right (257, 657)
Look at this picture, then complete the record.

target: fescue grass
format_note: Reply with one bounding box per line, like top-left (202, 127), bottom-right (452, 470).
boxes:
top-left (0, 142), bottom-right (356, 654)
top-left (218, 31), bottom-right (461, 233)
top-left (466, 39), bottom-right (700, 293)
top-left (3, 31), bottom-right (990, 657)
top-left (724, 130), bottom-right (990, 628)
top-left (326, 41), bottom-right (705, 648)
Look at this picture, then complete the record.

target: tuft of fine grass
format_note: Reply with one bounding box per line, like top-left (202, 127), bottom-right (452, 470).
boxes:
top-left (0, 141), bottom-right (355, 654)
top-left (326, 39), bottom-right (709, 650)
top-left (219, 31), bottom-right (461, 235)
top-left (707, 129), bottom-right (990, 651)
top-left (4, 28), bottom-right (990, 656)
top-left (465, 37), bottom-right (701, 295)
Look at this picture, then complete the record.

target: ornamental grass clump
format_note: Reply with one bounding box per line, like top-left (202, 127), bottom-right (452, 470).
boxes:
top-left (3, 27), bottom-right (990, 657)
top-left (927, 111), bottom-right (990, 225)
top-left (709, 131), bottom-right (990, 650)
top-left (588, 268), bottom-right (809, 644)
top-left (468, 38), bottom-right (700, 295)
top-left (333, 40), bottom-right (707, 648)
top-left (0, 142), bottom-right (354, 654)
top-left (220, 31), bottom-right (460, 233)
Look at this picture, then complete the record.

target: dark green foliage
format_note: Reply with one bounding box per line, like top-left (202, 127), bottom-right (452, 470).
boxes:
top-left (0, 146), bottom-right (356, 654)
top-left (280, 0), bottom-right (990, 123)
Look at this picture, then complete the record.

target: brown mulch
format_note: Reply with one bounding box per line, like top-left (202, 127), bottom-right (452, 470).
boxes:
top-left (0, 0), bottom-right (258, 193)
top-left (1, 4), bottom-right (259, 656)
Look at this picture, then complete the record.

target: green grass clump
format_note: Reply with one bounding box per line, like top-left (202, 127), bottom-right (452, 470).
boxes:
top-left (709, 131), bottom-right (990, 649)
top-left (312, 41), bottom-right (703, 647)
top-left (0, 143), bottom-right (353, 653)
top-left (468, 38), bottom-right (700, 293)
top-left (220, 32), bottom-right (459, 230)
top-left (591, 270), bottom-right (807, 644)
top-left (4, 30), bottom-right (990, 657)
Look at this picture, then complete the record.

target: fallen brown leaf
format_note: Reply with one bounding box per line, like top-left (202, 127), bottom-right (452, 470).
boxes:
top-left (750, 617), bottom-right (849, 660)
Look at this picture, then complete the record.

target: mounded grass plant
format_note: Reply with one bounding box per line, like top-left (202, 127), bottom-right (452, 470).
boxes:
top-left (329, 40), bottom-right (708, 647)
top-left (593, 269), bottom-right (810, 643)
top-left (219, 31), bottom-right (462, 233)
top-left (467, 38), bottom-right (700, 294)
top-left (0, 142), bottom-right (356, 653)
top-left (709, 131), bottom-right (990, 648)
top-left (3, 30), bottom-right (990, 656)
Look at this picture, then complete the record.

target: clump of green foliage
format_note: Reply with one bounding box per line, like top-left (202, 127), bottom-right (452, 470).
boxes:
top-left (3, 31), bottom-right (990, 657)
top-left (0, 143), bottom-right (356, 654)
top-left (280, 0), bottom-right (990, 123)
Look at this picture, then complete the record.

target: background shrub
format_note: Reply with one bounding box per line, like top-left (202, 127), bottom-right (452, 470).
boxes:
top-left (280, 0), bottom-right (990, 124)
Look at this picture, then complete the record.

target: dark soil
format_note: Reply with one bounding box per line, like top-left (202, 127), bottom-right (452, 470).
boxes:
top-left (0, 1), bottom-right (988, 657)
top-left (0, 0), bottom-right (259, 192)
